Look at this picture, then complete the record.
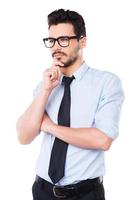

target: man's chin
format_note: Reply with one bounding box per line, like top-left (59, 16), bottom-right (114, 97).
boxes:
top-left (56, 59), bottom-right (70, 68)
top-left (60, 63), bottom-right (70, 68)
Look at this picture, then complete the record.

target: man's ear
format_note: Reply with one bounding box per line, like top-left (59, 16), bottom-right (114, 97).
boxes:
top-left (79, 37), bottom-right (87, 48)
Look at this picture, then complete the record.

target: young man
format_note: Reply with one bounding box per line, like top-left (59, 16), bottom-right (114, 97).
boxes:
top-left (16, 9), bottom-right (124, 200)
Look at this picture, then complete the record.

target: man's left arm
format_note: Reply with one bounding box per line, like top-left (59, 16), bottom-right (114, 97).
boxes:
top-left (41, 116), bottom-right (112, 150)
top-left (41, 74), bottom-right (124, 151)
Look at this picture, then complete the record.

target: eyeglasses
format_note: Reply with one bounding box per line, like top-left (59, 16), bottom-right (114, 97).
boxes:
top-left (43, 35), bottom-right (79, 48)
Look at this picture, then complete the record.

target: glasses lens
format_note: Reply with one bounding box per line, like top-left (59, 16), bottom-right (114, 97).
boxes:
top-left (44, 38), bottom-right (54, 48)
top-left (58, 37), bottom-right (69, 47)
top-left (43, 36), bottom-right (78, 48)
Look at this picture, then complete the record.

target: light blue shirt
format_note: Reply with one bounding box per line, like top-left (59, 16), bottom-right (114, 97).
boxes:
top-left (34, 62), bottom-right (124, 185)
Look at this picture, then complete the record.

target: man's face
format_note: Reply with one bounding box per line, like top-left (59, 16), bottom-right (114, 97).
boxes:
top-left (49, 23), bottom-right (82, 68)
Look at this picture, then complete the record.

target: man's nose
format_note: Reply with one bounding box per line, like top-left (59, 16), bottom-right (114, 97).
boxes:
top-left (52, 40), bottom-right (62, 50)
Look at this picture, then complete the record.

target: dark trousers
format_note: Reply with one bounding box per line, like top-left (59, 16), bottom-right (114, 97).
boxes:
top-left (32, 176), bottom-right (105, 200)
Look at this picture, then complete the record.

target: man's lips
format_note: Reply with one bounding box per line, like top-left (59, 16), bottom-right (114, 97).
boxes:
top-left (52, 52), bottom-right (66, 58)
top-left (54, 53), bottom-right (63, 57)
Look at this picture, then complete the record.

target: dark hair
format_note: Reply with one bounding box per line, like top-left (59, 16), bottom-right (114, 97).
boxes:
top-left (47, 9), bottom-right (86, 38)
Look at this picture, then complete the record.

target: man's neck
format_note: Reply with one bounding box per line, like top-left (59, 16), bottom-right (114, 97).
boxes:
top-left (61, 58), bottom-right (84, 76)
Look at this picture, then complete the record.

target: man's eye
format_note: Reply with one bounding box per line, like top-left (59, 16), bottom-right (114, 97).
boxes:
top-left (60, 38), bottom-right (68, 42)
top-left (48, 39), bottom-right (54, 43)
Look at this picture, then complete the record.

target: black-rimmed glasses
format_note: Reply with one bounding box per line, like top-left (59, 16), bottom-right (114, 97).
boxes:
top-left (43, 36), bottom-right (80, 48)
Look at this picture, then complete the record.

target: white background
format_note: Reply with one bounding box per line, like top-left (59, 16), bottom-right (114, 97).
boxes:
top-left (0, 0), bottom-right (133, 199)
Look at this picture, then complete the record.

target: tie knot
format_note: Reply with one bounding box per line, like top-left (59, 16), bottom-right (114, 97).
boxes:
top-left (62, 76), bottom-right (75, 86)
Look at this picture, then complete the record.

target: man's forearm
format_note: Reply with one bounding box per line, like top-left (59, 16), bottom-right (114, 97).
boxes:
top-left (45, 123), bottom-right (113, 150)
top-left (16, 87), bottom-right (51, 144)
top-left (17, 64), bottom-right (62, 145)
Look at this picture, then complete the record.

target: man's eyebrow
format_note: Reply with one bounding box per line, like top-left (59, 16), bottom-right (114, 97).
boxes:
top-left (48, 35), bottom-right (71, 38)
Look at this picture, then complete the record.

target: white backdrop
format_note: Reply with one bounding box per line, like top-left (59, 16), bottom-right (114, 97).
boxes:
top-left (0, 0), bottom-right (133, 199)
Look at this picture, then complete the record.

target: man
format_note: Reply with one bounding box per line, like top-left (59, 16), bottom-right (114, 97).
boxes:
top-left (16, 9), bottom-right (124, 200)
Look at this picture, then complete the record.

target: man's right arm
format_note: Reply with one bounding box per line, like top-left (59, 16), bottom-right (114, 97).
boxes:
top-left (16, 63), bottom-right (62, 145)
top-left (16, 86), bottom-right (51, 144)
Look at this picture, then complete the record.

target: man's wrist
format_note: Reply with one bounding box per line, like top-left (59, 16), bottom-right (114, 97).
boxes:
top-left (48, 123), bottom-right (57, 134)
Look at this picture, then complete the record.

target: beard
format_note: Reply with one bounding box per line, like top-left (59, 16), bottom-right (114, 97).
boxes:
top-left (52, 46), bottom-right (80, 68)
top-left (62, 55), bottom-right (78, 68)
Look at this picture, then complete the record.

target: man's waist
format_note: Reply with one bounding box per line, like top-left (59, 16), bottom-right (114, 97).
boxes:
top-left (35, 175), bottom-right (103, 198)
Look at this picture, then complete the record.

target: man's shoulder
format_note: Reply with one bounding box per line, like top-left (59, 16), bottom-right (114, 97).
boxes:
top-left (90, 67), bottom-right (117, 77)
top-left (88, 66), bottom-right (121, 82)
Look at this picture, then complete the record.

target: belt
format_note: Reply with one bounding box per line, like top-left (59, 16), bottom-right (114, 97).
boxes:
top-left (35, 175), bottom-right (102, 198)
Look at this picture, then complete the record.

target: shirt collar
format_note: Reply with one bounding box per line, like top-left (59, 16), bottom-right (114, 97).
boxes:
top-left (59, 62), bottom-right (90, 84)
top-left (73, 62), bottom-right (90, 81)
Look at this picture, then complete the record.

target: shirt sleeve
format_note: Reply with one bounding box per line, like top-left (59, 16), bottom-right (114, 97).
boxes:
top-left (94, 74), bottom-right (125, 140)
top-left (33, 81), bottom-right (43, 98)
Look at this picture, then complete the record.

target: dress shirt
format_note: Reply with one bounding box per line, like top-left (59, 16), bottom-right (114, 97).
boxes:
top-left (33, 62), bottom-right (124, 185)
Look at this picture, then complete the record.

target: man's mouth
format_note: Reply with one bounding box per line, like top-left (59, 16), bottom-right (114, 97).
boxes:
top-left (54, 53), bottom-right (63, 57)
top-left (52, 52), bottom-right (66, 58)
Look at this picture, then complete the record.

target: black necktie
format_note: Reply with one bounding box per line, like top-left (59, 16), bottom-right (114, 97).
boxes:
top-left (48, 76), bottom-right (75, 184)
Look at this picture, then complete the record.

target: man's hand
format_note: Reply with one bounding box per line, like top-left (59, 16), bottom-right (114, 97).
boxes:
top-left (41, 112), bottom-right (55, 133)
top-left (42, 59), bottom-right (64, 91)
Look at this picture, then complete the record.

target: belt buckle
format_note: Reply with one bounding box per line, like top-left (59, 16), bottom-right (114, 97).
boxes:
top-left (53, 186), bottom-right (66, 198)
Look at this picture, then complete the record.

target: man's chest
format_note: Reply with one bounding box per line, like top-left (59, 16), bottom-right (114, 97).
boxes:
top-left (46, 82), bottom-right (102, 128)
